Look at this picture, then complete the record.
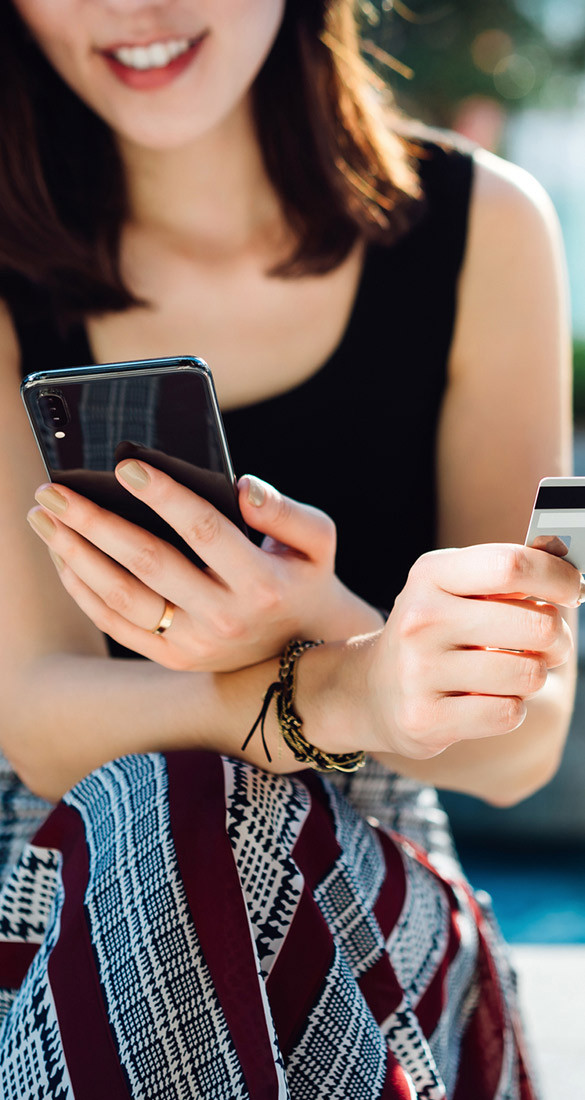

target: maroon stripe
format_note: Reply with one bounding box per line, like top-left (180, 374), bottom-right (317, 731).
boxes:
top-left (372, 828), bottom-right (408, 939)
top-left (292, 770), bottom-right (343, 889)
top-left (45, 801), bottom-right (132, 1099)
top-left (414, 887), bottom-right (462, 1036)
top-left (264, 771), bottom-right (343, 1053)
top-left (381, 1052), bottom-right (418, 1099)
top-left (269, 774), bottom-right (417, 1053)
top-left (266, 886), bottom-right (335, 1054)
top-left (452, 929), bottom-right (505, 1100)
top-left (357, 952), bottom-right (403, 1024)
top-left (166, 751), bottom-right (281, 1100)
top-left (31, 799), bottom-right (76, 850)
top-left (0, 943), bottom-right (39, 989)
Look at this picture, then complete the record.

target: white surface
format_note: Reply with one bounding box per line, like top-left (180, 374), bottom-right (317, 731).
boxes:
top-left (537, 511), bottom-right (585, 526)
top-left (511, 944), bottom-right (585, 1097)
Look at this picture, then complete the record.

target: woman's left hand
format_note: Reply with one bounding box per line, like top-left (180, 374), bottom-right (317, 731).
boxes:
top-left (27, 461), bottom-right (382, 670)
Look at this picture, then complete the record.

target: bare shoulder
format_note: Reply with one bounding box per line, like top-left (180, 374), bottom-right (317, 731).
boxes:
top-left (450, 148), bottom-right (569, 381)
top-left (472, 146), bottom-right (555, 212)
top-left (439, 148), bottom-right (571, 546)
top-left (466, 147), bottom-right (564, 270)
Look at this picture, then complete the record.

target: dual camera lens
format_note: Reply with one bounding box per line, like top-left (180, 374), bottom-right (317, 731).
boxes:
top-left (38, 390), bottom-right (69, 432)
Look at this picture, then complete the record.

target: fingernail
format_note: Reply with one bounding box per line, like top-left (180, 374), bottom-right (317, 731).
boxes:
top-left (48, 548), bottom-right (65, 572)
top-left (35, 486), bottom-right (68, 515)
top-left (577, 578), bottom-right (585, 605)
top-left (245, 475), bottom-right (266, 507)
top-left (117, 460), bottom-right (150, 490)
top-left (27, 509), bottom-right (56, 539)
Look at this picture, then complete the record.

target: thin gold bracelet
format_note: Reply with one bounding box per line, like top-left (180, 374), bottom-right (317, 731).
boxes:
top-left (241, 639), bottom-right (366, 774)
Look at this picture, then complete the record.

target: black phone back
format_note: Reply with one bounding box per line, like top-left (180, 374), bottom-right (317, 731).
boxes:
top-left (21, 356), bottom-right (244, 568)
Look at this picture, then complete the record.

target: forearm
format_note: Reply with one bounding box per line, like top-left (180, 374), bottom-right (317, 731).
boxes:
top-left (3, 653), bottom-right (278, 801)
top-left (5, 599), bottom-right (576, 808)
top-left (372, 662), bottom-right (576, 806)
top-left (4, 637), bottom-right (369, 802)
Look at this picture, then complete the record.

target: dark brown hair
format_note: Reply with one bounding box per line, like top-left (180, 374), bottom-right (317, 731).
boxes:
top-left (0, 0), bottom-right (421, 323)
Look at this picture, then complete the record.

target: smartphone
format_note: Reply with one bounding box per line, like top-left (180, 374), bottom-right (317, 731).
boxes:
top-left (525, 476), bottom-right (585, 575)
top-left (21, 355), bottom-right (245, 568)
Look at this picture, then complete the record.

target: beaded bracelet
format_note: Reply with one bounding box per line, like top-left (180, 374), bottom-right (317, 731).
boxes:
top-left (241, 639), bottom-right (366, 773)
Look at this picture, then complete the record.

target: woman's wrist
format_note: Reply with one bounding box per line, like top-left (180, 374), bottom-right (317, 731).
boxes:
top-left (290, 633), bottom-right (385, 759)
top-left (208, 632), bottom-right (386, 773)
top-left (306, 577), bottom-right (385, 641)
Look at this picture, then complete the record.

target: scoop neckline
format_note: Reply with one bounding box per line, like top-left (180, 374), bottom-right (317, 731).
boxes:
top-left (73, 244), bottom-right (378, 417)
top-left (223, 244), bottom-right (379, 416)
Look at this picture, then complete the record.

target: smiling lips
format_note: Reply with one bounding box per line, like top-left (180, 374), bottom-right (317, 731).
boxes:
top-left (102, 32), bottom-right (208, 90)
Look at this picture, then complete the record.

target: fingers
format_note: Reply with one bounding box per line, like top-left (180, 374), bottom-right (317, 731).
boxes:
top-left (238, 475), bottom-right (336, 562)
top-left (440, 647), bottom-right (548, 697)
top-left (385, 672), bottom-right (530, 759)
top-left (530, 534), bottom-right (570, 558)
top-left (413, 543), bottom-right (583, 608)
top-left (429, 595), bottom-right (572, 668)
top-left (27, 505), bottom-right (206, 667)
top-left (32, 481), bottom-right (219, 612)
top-left (387, 630), bottom-right (557, 757)
top-left (426, 693), bottom-right (528, 749)
top-left (27, 498), bottom-right (253, 653)
top-left (115, 460), bottom-right (259, 581)
top-left (28, 506), bottom-right (173, 633)
top-left (48, 557), bottom-right (180, 667)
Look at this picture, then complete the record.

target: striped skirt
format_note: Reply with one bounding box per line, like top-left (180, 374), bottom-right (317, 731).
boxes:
top-left (0, 752), bottom-right (537, 1099)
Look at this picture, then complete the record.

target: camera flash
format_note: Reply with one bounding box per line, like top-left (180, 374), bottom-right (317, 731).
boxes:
top-left (55, 431), bottom-right (65, 439)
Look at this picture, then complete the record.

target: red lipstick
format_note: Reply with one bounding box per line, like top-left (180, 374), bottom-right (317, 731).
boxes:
top-left (102, 34), bottom-right (207, 92)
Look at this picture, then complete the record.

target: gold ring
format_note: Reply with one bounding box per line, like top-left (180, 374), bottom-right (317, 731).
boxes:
top-left (152, 600), bottom-right (175, 636)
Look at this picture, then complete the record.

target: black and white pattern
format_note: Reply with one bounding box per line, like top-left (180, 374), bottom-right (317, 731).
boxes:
top-left (0, 753), bottom-right (52, 895)
top-left (382, 1004), bottom-right (445, 1100)
top-left (0, 752), bottom-right (534, 1099)
top-left (65, 754), bottom-right (249, 1100)
top-left (387, 847), bottom-right (451, 1004)
top-left (224, 760), bottom-right (310, 979)
top-left (0, 844), bottom-right (61, 945)
top-left (286, 944), bottom-right (390, 1100)
top-left (315, 783), bottom-right (387, 978)
top-left (327, 758), bottom-right (461, 876)
top-left (428, 881), bottom-right (479, 1095)
top-left (0, 875), bottom-right (73, 1099)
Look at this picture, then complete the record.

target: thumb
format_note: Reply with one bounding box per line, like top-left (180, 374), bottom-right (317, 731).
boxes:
top-left (238, 475), bottom-right (336, 563)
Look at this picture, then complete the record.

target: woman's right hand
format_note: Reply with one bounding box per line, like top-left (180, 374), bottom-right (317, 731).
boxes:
top-left (359, 543), bottom-right (581, 760)
top-left (28, 465), bottom-right (382, 673)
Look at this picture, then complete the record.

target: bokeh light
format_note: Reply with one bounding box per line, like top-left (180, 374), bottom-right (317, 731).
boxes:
top-left (493, 53), bottom-right (536, 99)
top-left (472, 29), bottom-right (514, 75)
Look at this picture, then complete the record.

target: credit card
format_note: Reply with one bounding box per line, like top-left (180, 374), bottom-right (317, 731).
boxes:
top-left (525, 477), bottom-right (585, 575)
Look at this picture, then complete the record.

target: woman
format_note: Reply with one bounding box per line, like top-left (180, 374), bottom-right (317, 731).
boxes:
top-left (0, 0), bottom-right (579, 1096)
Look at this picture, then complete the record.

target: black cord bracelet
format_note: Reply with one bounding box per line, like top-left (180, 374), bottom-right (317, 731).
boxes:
top-left (241, 639), bottom-right (366, 773)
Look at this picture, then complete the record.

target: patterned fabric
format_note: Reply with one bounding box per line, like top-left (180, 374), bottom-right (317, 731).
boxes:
top-left (0, 753), bottom-right (52, 895)
top-left (0, 752), bottom-right (537, 1099)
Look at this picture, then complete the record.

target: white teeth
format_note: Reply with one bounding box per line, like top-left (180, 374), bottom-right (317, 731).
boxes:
top-left (112, 38), bottom-right (191, 71)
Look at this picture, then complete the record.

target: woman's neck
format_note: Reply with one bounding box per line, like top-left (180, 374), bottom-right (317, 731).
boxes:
top-left (117, 98), bottom-right (284, 259)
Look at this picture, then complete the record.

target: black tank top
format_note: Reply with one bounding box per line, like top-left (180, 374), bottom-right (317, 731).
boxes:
top-left (11, 139), bottom-right (473, 614)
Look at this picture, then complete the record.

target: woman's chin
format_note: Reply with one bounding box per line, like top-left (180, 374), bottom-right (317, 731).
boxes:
top-left (109, 108), bottom-right (227, 155)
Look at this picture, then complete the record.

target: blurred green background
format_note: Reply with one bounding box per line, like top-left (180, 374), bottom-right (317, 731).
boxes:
top-left (359, 0), bottom-right (585, 419)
